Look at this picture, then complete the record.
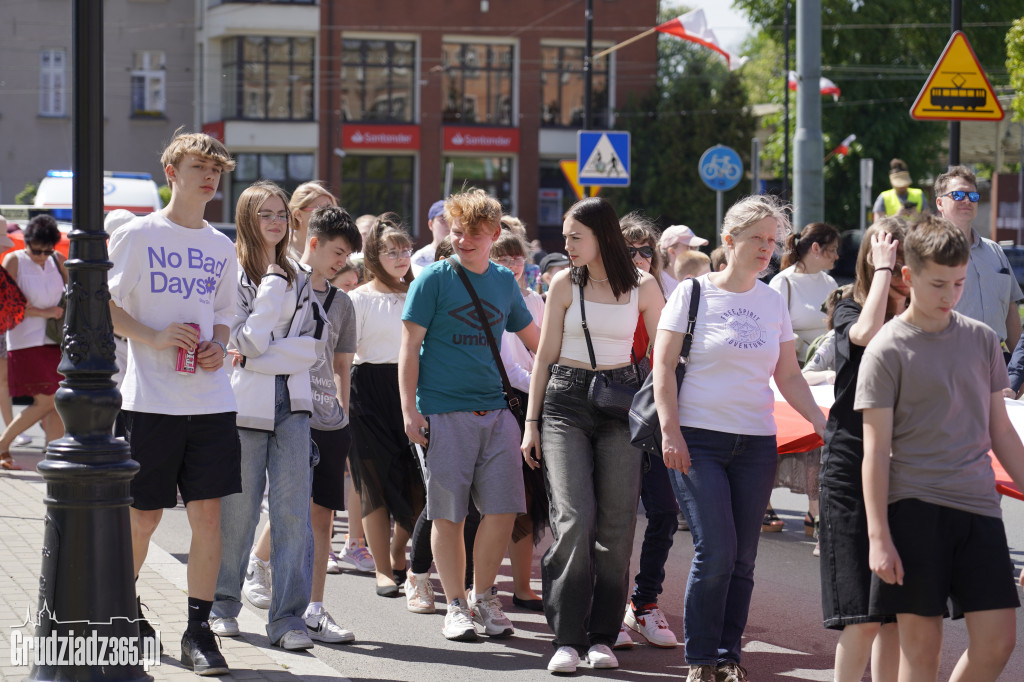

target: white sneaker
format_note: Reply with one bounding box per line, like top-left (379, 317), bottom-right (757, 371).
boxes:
top-left (338, 536), bottom-right (374, 573)
top-left (208, 616), bottom-right (239, 637)
top-left (275, 629), bottom-right (314, 651)
top-left (587, 643), bottom-right (618, 669)
top-left (12, 435), bottom-right (31, 447)
top-left (405, 572), bottom-right (435, 614)
top-left (442, 599), bottom-right (478, 641)
top-left (470, 586), bottom-right (514, 637)
top-left (624, 601), bottom-right (678, 648)
top-left (613, 623), bottom-right (633, 649)
top-left (304, 609), bottom-right (355, 643)
top-left (242, 555), bottom-right (272, 609)
top-left (547, 646), bottom-right (580, 673)
top-left (325, 551), bottom-right (342, 575)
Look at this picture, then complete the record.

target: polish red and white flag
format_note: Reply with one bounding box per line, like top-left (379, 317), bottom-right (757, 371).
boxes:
top-left (788, 71), bottom-right (841, 100)
top-left (655, 9), bottom-right (747, 71)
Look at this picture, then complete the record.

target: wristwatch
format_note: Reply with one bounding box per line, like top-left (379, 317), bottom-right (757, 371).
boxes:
top-left (211, 340), bottom-right (227, 358)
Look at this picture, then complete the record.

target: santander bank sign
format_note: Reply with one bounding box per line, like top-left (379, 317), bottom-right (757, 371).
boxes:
top-left (443, 126), bottom-right (520, 153)
top-left (342, 124), bottom-right (420, 150)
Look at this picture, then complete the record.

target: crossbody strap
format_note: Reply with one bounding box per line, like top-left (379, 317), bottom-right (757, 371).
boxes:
top-left (322, 284), bottom-right (338, 313)
top-left (578, 283), bottom-right (641, 381)
top-left (448, 258), bottom-right (523, 417)
top-left (680, 279), bottom-right (701, 363)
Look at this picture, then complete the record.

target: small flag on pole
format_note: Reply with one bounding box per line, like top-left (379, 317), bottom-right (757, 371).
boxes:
top-left (655, 9), bottom-right (747, 71)
top-left (788, 71), bottom-right (841, 100)
top-left (831, 134), bottom-right (856, 158)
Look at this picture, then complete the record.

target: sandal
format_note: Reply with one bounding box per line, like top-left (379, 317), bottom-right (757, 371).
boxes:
top-left (0, 452), bottom-right (22, 471)
top-left (804, 512), bottom-right (818, 537)
top-left (761, 507), bottom-right (783, 533)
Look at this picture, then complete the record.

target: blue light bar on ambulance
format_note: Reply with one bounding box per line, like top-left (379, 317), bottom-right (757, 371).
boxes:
top-left (45, 170), bottom-right (153, 180)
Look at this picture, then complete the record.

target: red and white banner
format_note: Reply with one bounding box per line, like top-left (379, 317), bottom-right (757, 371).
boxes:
top-left (788, 71), bottom-right (841, 100)
top-left (831, 134), bottom-right (856, 158)
top-left (655, 9), bottom-right (747, 71)
top-left (342, 124), bottom-right (420, 150)
top-left (442, 126), bottom-right (520, 153)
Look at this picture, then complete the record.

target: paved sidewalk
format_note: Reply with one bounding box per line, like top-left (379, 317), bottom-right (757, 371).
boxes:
top-left (0, 439), bottom-right (347, 681)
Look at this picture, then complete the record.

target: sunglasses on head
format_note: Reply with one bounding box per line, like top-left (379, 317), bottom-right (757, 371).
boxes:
top-left (628, 245), bottom-right (654, 260)
top-left (940, 190), bottom-right (980, 203)
top-left (28, 246), bottom-right (55, 257)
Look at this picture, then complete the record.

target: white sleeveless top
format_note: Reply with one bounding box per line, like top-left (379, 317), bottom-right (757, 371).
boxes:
top-left (560, 285), bottom-right (639, 367)
top-left (7, 250), bottom-right (64, 351)
top-left (349, 288), bottom-right (406, 364)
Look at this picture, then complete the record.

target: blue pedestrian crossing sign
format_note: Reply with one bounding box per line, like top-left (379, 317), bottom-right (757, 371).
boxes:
top-left (577, 131), bottom-right (630, 187)
top-left (699, 145), bottom-right (742, 192)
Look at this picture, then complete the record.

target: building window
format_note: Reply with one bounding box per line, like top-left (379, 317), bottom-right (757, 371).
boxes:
top-left (131, 51), bottom-right (166, 117)
top-left (39, 48), bottom-right (67, 117)
top-left (443, 156), bottom-right (512, 213)
top-left (222, 36), bottom-right (314, 120)
top-left (340, 38), bottom-right (416, 123)
top-left (230, 152), bottom-right (315, 218)
top-left (442, 42), bottom-right (514, 126)
top-left (340, 155), bottom-right (414, 228)
top-left (540, 45), bottom-right (609, 128)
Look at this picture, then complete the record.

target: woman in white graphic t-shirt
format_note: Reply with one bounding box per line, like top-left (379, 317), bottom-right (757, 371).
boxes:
top-left (652, 194), bottom-right (827, 681)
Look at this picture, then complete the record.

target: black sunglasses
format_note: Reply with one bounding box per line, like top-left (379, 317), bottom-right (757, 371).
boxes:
top-left (28, 247), bottom-right (55, 257)
top-left (939, 190), bottom-right (980, 203)
top-left (628, 245), bottom-right (654, 260)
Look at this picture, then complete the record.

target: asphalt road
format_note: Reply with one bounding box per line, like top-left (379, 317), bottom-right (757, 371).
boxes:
top-left (150, 485), bottom-right (1024, 681)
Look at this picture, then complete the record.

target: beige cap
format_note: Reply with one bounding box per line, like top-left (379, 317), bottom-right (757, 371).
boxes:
top-left (889, 170), bottom-right (912, 189)
top-left (660, 225), bottom-right (709, 250)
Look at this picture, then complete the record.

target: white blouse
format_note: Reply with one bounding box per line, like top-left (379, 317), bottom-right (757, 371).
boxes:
top-left (349, 287), bottom-right (405, 364)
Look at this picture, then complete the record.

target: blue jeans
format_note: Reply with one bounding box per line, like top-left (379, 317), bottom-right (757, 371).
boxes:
top-left (667, 426), bottom-right (777, 666)
top-left (213, 376), bottom-right (314, 644)
top-left (632, 450), bottom-right (680, 606)
top-left (540, 364), bottom-right (643, 652)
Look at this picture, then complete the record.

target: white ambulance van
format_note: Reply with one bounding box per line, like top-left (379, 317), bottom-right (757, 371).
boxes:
top-left (32, 170), bottom-right (163, 221)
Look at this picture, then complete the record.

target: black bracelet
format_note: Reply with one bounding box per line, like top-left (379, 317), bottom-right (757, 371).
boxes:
top-left (874, 266), bottom-right (894, 274)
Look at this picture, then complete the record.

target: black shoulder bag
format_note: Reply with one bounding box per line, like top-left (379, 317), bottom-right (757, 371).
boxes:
top-left (628, 278), bottom-right (700, 455)
top-left (579, 283), bottom-right (645, 422)
top-left (448, 259), bottom-right (524, 427)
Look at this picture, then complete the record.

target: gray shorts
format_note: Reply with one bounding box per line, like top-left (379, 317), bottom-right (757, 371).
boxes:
top-left (418, 409), bottom-right (526, 522)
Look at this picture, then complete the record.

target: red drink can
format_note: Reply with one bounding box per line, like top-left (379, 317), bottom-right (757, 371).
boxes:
top-left (175, 323), bottom-right (200, 374)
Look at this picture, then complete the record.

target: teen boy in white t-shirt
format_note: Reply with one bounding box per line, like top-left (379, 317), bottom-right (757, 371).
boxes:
top-left (108, 131), bottom-right (240, 675)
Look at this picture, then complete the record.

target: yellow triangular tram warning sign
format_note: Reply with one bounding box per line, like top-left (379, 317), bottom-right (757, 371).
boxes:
top-left (910, 31), bottom-right (1003, 122)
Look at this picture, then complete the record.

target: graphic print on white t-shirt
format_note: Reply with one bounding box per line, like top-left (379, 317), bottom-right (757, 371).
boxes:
top-left (147, 245), bottom-right (229, 304)
top-left (722, 307), bottom-right (767, 349)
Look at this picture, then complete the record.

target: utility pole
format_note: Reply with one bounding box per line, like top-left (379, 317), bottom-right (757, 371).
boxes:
top-left (582, 0), bottom-right (593, 198)
top-left (793, 0), bottom-right (824, 230)
top-left (948, 0), bottom-right (962, 166)
top-left (782, 0), bottom-right (791, 199)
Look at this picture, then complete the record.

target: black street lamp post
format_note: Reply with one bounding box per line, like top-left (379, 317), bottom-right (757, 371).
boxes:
top-left (28, 1), bottom-right (150, 680)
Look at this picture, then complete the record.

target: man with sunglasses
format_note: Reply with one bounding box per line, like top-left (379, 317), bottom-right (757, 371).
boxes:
top-left (935, 165), bottom-right (1023, 361)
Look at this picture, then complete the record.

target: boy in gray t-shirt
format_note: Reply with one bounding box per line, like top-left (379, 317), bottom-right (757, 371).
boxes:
top-left (856, 215), bottom-right (1024, 681)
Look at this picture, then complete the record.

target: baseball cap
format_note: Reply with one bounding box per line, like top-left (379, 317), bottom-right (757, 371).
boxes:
top-left (428, 200), bottom-right (446, 222)
top-left (660, 225), bottom-right (709, 250)
top-left (540, 252), bottom-right (570, 273)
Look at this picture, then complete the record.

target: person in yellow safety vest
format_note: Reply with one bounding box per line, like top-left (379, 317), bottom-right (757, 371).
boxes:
top-left (872, 158), bottom-right (929, 223)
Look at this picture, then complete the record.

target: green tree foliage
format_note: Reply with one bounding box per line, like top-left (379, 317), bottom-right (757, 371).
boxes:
top-left (1009, 18), bottom-right (1024, 122)
top-left (602, 8), bottom-right (756, 243)
top-left (15, 182), bottom-right (37, 205)
top-left (735, 0), bottom-right (1018, 230)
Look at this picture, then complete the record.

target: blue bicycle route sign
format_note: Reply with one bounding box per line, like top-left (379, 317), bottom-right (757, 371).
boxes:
top-left (698, 145), bottom-right (742, 192)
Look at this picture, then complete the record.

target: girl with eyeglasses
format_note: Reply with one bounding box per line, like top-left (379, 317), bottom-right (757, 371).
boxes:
top-left (213, 180), bottom-right (326, 650)
top-left (347, 214), bottom-right (425, 599)
top-left (0, 215), bottom-right (67, 470)
top-left (817, 217), bottom-right (907, 682)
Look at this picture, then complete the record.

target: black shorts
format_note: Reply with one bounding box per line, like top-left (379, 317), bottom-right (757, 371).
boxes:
top-left (311, 426), bottom-right (351, 511)
top-left (123, 410), bottom-right (242, 510)
top-left (869, 498), bottom-right (1020, 619)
